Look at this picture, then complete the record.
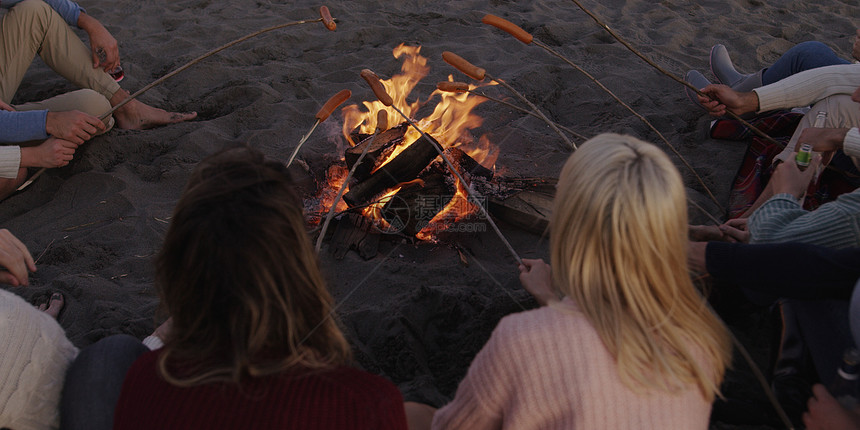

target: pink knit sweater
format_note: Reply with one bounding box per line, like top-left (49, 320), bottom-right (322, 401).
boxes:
top-left (432, 298), bottom-right (714, 429)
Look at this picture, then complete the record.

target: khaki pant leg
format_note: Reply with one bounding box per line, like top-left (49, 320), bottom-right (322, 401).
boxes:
top-left (774, 94), bottom-right (860, 169)
top-left (15, 89), bottom-right (115, 133)
top-left (0, 0), bottom-right (120, 103)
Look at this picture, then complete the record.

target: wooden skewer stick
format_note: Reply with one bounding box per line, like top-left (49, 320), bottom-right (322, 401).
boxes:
top-left (437, 81), bottom-right (587, 142)
top-left (19, 8), bottom-right (337, 192)
top-left (362, 69), bottom-right (523, 265)
top-left (287, 89), bottom-right (351, 167)
top-left (562, 3), bottom-right (784, 148)
top-left (482, 14), bottom-right (724, 214)
top-left (315, 110), bottom-right (389, 252)
top-left (442, 52), bottom-right (576, 151)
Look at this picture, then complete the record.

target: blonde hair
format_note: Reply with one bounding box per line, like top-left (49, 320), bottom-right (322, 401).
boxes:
top-left (155, 147), bottom-right (351, 386)
top-left (550, 133), bottom-right (731, 400)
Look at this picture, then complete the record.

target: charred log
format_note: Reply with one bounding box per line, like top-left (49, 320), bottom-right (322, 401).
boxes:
top-left (343, 131), bottom-right (443, 207)
top-left (344, 124), bottom-right (408, 182)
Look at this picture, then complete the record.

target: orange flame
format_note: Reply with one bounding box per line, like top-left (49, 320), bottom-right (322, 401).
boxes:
top-left (319, 43), bottom-right (497, 240)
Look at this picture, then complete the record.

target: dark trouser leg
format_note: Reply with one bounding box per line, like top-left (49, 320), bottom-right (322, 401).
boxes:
top-left (59, 334), bottom-right (148, 430)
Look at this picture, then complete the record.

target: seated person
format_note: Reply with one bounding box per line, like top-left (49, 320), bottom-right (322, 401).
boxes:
top-left (406, 134), bottom-right (732, 429)
top-left (0, 228), bottom-right (77, 430)
top-left (684, 31), bottom-right (857, 97)
top-left (0, 0), bottom-right (197, 198)
top-left (111, 147), bottom-right (408, 429)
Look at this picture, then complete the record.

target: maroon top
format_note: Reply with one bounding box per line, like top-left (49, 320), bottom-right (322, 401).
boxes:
top-left (113, 350), bottom-right (408, 429)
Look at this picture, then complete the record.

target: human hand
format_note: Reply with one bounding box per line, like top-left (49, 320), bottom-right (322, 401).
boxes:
top-left (45, 110), bottom-right (105, 144)
top-left (697, 84), bottom-right (759, 117)
top-left (771, 152), bottom-right (821, 199)
top-left (21, 137), bottom-right (79, 168)
top-left (518, 258), bottom-right (557, 306)
top-left (719, 218), bottom-right (749, 243)
top-left (0, 100), bottom-right (14, 112)
top-left (78, 13), bottom-right (119, 72)
top-left (0, 229), bottom-right (36, 286)
top-left (795, 127), bottom-right (848, 153)
top-left (803, 384), bottom-right (860, 430)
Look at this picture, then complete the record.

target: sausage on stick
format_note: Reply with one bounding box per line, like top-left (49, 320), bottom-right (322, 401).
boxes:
top-left (287, 89), bottom-right (351, 167)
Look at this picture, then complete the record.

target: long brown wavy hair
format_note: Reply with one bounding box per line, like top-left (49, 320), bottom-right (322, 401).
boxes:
top-left (550, 133), bottom-right (732, 401)
top-left (155, 147), bottom-right (351, 386)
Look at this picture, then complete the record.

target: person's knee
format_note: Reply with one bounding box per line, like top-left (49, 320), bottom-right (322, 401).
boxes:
top-left (70, 89), bottom-right (114, 130)
top-left (0, 169), bottom-right (27, 200)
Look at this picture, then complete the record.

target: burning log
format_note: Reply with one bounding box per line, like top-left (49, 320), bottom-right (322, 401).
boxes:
top-left (380, 173), bottom-right (454, 237)
top-left (345, 124), bottom-right (408, 181)
top-left (446, 147), bottom-right (493, 181)
top-left (343, 127), bottom-right (444, 207)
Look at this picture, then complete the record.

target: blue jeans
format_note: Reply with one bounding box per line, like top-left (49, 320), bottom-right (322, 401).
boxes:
top-left (59, 334), bottom-right (149, 430)
top-left (762, 41), bottom-right (850, 86)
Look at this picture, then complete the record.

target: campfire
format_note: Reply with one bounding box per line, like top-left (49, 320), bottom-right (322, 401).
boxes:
top-left (312, 44), bottom-right (500, 248)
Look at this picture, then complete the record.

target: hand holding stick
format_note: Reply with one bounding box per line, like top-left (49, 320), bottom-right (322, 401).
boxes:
top-left (442, 51), bottom-right (575, 151)
top-left (287, 89), bottom-right (351, 167)
top-left (362, 69), bottom-right (523, 265)
top-left (315, 110), bottom-right (388, 252)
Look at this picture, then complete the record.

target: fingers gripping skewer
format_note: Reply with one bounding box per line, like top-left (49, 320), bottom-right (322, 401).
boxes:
top-left (287, 89), bottom-right (351, 168)
top-left (19, 6), bottom-right (340, 192)
top-left (362, 69), bottom-right (523, 265)
top-left (441, 52), bottom-right (575, 151)
top-left (315, 110), bottom-right (389, 252)
top-left (481, 14), bottom-right (724, 215)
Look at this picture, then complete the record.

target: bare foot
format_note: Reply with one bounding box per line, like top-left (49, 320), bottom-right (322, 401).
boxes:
top-left (38, 292), bottom-right (65, 320)
top-left (110, 90), bottom-right (196, 130)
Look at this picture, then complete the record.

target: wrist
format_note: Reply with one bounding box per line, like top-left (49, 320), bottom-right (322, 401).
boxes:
top-left (744, 91), bottom-right (760, 113)
top-left (19, 147), bottom-right (36, 168)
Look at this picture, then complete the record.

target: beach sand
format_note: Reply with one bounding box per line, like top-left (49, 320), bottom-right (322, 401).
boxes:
top-left (2, 0), bottom-right (856, 427)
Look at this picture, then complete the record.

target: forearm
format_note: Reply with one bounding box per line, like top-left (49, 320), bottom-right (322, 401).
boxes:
top-left (0, 111), bottom-right (49, 143)
top-left (706, 242), bottom-right (860, 300)
top-left (76, 12), bottom-right (104, 35)
top-left (754, 64), bottom-right (860, 112)
top-left (749, 194), bottom-right (807, 244)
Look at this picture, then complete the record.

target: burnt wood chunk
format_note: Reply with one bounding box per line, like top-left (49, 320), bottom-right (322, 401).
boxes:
top-left (445, 147), bottom-right (493, 181)
top-left (380, 173), bottom-right (454, 237)
top-left (343, 131), bottom-right (443, 207)
top-left (345, 124), bottom-right (408, 182)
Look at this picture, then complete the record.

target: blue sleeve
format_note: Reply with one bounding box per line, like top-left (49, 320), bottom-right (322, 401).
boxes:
top-left (1, 0), bottom-right (84, 27)
top-left (0, 110), bottom-right (50, 143)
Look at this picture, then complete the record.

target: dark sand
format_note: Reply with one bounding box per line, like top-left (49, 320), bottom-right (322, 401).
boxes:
top-left (2, 0), bottom-right (856, 428)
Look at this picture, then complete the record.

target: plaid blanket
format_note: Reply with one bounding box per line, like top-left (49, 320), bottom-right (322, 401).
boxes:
top-left (711, 111), bottom-right (860, 219)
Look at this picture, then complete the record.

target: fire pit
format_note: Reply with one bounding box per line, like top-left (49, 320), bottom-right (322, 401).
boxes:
top-left (308, 44), bottom-right (552, 259)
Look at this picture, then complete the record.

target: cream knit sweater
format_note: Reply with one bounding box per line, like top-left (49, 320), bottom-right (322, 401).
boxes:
top-left (432, 298), bottom-right (713, 429)
top-left (0, 290), bottom-right (78, 430)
